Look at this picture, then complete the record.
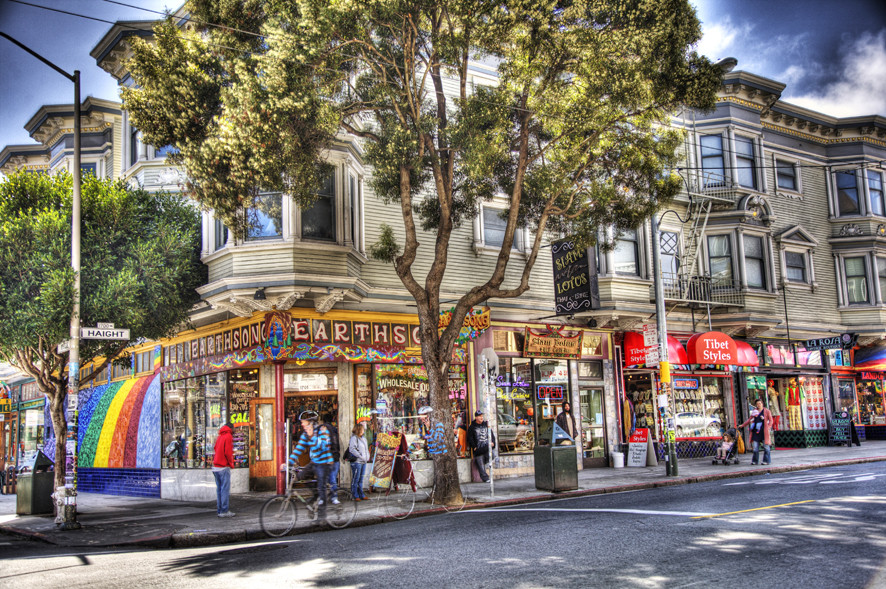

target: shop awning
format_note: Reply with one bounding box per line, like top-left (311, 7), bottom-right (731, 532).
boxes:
top-left (623, 331), bottom-right (688, 367)
top-left (686, 331), bottom-right (739, 365)
top-left (854, 343), bottom-right (886, 371)
top-left (734, 340), bottom-right (760, 367)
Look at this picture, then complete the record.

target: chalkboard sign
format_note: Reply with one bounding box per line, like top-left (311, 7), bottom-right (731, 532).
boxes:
top-left (551, 240), bottom-right (598, 316)
top-left (828, 411), bottom-right (860, 446)
top-left (369, 432), bottom-right (402, 490)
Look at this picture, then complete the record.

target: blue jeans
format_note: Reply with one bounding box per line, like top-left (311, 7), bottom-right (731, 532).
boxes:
top-left (328, 460), bottom-right (340, 494)
top-left (313, 462), bottom-right (329, 518)
top-left (212, 467), bottom-right (231, 514)
top-left (350, 462), bottom-right (366, 499)
top-left (751, 441), bottom-right (771, 464)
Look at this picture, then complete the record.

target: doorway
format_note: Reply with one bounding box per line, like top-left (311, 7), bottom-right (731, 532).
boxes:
top-left (250, 399), bottom-right (276, 491)
top-left (580, 387), bottom-right (607, 467)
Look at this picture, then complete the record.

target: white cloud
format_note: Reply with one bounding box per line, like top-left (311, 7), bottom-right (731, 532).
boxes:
top-left (695, 16), bottom-right (754, 62)
top-left (787, 29), bottom-right (886, 117)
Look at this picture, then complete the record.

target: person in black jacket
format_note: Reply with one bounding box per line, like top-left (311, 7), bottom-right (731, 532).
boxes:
top-left (467, 410), bottom-right (495, 482)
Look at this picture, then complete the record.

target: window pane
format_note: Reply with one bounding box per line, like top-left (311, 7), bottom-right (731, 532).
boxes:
top-left (745, 259), bottom-right (764, 288)
top-left (868, 171), bottom-right (885, 216)
top-left (303, 173), bottom-right (336, 240)
top-left (707, 235), bottom-right (732, 281)
top-left (785, 251), bottom-right (806, 282)
top-left (845, 257), bottom-right (868, 304)
top-left (836, 171), bottom-right (860, 215)
top-left (879, 258), bottom-right (886, 303)
top-left (214, 217), bottom-right (228, 251)
top-left (247, 193), bottom-right (283, 240)
top-left (496, 358), bottom-right (534, 454)
top-left (483, 207), bottom-right (506, 247)
top-left (743, 235), bottom-right (763, 258)
top-left (735, 137), bottom-right (756, 189)
top-left (612, 229), bottom-right (638, 275)
top-left (776, 161), bottom-right (796, 190)
top-left (700, 135), bottom-right (725, 186)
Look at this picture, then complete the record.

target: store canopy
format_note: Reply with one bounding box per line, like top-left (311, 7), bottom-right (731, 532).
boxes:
top-left (854, 343), bottom-right (886, 371)
top-left (686, 331), bottom-right (740, 365)
top-left (623, 331), bottom-right (688, 367)
top-left (734, 340), bottom-right (760, 367)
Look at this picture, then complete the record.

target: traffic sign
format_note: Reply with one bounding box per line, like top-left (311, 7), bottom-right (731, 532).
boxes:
top-left (642, 323), bottom-right (657, 347)
top-left (81, 327), bottom-right (130, 340)
top-left (57, 340), bottom-right (71, 354)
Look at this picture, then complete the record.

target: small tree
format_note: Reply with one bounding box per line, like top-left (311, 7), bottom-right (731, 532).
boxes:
top-left (123, 0), bottom-right (721, 503)
top-left (0, 171), bottom-right (205, 489)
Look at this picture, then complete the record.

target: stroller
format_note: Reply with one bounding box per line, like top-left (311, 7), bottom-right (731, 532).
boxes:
top-left (711, 427), bottom-right (740, 465)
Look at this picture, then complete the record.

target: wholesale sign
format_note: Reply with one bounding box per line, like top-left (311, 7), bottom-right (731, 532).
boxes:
top-left (551, 240), bottom-right (598, 316)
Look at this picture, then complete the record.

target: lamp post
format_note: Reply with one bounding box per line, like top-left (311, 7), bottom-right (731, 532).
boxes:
top-left (651, 213), bottom-right (679, 476)
top-left (0, 32), bottom-right (82, 529)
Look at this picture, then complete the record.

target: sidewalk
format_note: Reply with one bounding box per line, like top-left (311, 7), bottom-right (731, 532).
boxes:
top-left (2, 441), bottom-right (885, 549)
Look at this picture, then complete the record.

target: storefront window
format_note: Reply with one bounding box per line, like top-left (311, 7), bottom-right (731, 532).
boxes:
top-left (18, 408), bottom-right (44, 466)
top-left (836, 378), bottom-right (858, 421)
top-left (369, 364), bottom-right (467, 460)
top-left (534, 360), bottom-right (570, 441)
top-left (228, 369), bottom-right (258, 468)
top-left (162, 372), bottom-right (236, 469)
top-left (856, 377), bottom-right (886, 426)
top-left (673, 376), bottom-right (727, 437)
top-left (495, 358), bottom-right (533, 453)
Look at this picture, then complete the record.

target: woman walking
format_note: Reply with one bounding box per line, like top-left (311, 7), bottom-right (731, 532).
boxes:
top-left (739, 398), bottom-right (774, 465)
top-left (349, 423), bottom-right (371, 500)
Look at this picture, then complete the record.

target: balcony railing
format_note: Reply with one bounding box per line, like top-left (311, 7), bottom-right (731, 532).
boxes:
top-left (657, 273), bottom-right (744, 307)
top-left (683, 172), bottom-right (742, 205)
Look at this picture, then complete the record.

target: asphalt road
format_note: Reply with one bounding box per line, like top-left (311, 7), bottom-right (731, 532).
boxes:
top-left (2, 462), bottom-right (885, 589)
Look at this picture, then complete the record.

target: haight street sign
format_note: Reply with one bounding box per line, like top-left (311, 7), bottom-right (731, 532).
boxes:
top-left (81, 326), bottom-right (130, 340)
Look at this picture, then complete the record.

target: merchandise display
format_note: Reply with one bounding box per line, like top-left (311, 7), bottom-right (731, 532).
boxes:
top-left (802, 377), bottom-right (827, 430)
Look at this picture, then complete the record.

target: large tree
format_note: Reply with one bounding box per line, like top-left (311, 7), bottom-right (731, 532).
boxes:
top-left (123, 0), bottom-right (721, 502)
top-left (0, 171), bottom-right (205, 489)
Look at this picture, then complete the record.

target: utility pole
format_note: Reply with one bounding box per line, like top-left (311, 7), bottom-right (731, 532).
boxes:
top-left (651, 216), bottom-right (679, 476)
top-left (0, 32), bottom-right (82, 528)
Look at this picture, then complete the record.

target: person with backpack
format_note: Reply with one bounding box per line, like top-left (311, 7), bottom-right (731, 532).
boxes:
top-left (289, 411), bottom-right (334, 520)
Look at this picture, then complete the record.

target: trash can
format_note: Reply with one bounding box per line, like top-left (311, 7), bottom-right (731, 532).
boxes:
top-left (16, 451), bottom-right (55, 515)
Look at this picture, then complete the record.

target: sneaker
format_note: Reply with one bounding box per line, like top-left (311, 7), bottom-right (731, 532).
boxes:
top-left (331, 498), bottom-right (340, 505)
top-left (218, 511), bottom-right (235, 518)
top-left (316, 500), bottom-right (324, 507)
top-left (761, 462), bottom-right (770, 465)
top-left (750, 462), bottom-right (759, 465)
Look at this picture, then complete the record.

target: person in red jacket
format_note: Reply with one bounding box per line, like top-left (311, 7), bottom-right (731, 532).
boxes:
top-left (212, 423), bottom-right (235, 517)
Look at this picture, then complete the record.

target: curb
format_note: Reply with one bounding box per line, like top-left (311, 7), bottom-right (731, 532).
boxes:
top-left (4, 454), bottom-right (885, 549)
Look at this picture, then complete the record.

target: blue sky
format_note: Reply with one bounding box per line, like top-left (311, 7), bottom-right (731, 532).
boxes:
top-left (2, 0), bottom-right (886, 150)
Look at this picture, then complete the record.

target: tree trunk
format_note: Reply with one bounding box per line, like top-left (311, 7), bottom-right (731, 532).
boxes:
top-left (49, 386), bottom-right (67, 496)
top-left (420, 315), bottom-right (464, 505)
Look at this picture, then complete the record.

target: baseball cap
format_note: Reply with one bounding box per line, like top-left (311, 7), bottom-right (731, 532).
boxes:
top-left (474, 410), bottom-right (484, 416)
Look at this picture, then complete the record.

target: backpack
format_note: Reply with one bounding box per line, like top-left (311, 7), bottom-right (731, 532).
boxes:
top-left (323, 424), bottom-right (341, 460)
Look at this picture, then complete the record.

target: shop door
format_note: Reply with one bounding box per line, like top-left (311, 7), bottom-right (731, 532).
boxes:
top-left (250, 399), bottom-right (276, 491)
top-left (580, 387), bottom-right (607, 467)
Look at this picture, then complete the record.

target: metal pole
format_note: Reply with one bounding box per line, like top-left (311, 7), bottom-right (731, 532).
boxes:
top-left (482, 356), bottom-right (495, 498)
top-left (61, 71), bottom-right (82, 530)
top-left (651, 216), bottom-right (678, 476)
top-left (0, 33), bottom-right (83, 528)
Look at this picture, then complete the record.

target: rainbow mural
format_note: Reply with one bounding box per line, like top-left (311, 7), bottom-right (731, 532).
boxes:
top-left (855, 344), bottom-right (886, 371)
top-left (75, 373), bottom-right (161, 468)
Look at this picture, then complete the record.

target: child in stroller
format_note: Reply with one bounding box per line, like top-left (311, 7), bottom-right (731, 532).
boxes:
top-left (712, 427), bottom-right (739, 465)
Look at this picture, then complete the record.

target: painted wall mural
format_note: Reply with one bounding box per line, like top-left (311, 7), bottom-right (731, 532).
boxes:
top-left (43, 372), bottom-right (161, 469)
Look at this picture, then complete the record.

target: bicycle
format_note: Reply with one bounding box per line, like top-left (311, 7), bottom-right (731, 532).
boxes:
top-left (382, 456), bottom-right (466, 519)
top-left (260, 467), bottom-right (358, 537)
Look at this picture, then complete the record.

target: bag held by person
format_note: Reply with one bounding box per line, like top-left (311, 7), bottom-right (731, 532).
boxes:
top-left (736, 433), bottom-right (745, 454)
top-left (343, 447), bottom-right (357, 462)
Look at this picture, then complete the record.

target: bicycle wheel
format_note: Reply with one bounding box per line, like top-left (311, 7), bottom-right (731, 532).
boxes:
top-left (383, 484), bottom-right (416, 519)
top-left (326, 489), bottom-right (358, 529)
top-left (260, 495), bottom-right (297, 537)
top-left (439, 486), bottom-right (467, 513)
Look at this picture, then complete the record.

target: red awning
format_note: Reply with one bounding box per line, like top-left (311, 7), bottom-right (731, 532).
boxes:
top-left (734, 340), bottom-right (760, 367)
top-left (623, 332), bottom-right (688, 367)
top-left (686, 331), bottom-right (738, 365)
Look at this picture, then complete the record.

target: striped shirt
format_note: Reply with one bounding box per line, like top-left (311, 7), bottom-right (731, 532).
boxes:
top-left (289, 426), bottom-right (333, 465)
top-left (425, 421), bottom-right (447, 456)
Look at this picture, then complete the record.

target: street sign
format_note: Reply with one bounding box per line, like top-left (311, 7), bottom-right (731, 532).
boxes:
top-left (645, 347), bottom-right (659, 367)
top-left (642, 324), bottom-right (657, 347)
top-left (57, 340), bottom-right (71, 354)
top-left (81, 326), bottom-right (130, 340)
top-left (97, 322), bottom-right (115, 329)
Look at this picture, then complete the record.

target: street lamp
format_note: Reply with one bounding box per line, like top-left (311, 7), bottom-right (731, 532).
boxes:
top-left (0, 32), bottom-right (82, 529)
top-left (650, 209), bottom-right (689, 477)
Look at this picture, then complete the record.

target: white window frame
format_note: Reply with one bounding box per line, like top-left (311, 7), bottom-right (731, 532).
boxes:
top-left (830, 168), bottom-right (864, 218)
top-left (704, 231), bottom-right (735, 285)
top-left (733, 133), bottom-right (760, 190)
top-left (773, 156), bottom-right (802, 193)
top-left (835, 252), bottom-right (876, 307)
top-left (473, 202), bottom-right (528, 255)
top-left (866, 169), bottom-right (885, 217)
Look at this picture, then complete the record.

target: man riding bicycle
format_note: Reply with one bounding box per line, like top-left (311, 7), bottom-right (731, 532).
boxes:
top-left (288, 411), bottom-right (336, 520)
top-left (418, 406), bottom-right (447, 456)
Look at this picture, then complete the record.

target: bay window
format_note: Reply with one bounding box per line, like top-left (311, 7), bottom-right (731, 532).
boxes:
top-left (868, 170), bottom-right (885, 216)
top-left (707, 235), bottom-right (733, 282)
top-left (836, 171), bottom-right (861, 216)
top-left (845, 257), bottom-right (869, 304)
top-left (612, 228), bottom-right (640, 275)
top-left (735, 136), bottom-right (757, 189)
top-left (700, 134), bottom-right (725, 187)
top-left (743, 234), bottom-right (767, 289)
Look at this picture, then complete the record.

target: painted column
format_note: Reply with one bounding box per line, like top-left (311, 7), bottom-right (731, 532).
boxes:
top-left (275, 362), bottom-right (285, 495)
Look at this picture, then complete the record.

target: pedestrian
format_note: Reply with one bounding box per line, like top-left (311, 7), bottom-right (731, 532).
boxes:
top-left (555, 401), bottom-right (578, 442)
top-left (212, 422), bottom-right (235, 517)
top-left (320, 413), bottom-right (341, 498)
top-left (348, 423), bottom-right (370, 500)
top-left (467, 410), bottom-right (495, 483)
top-left (418, 406), bottom-right (447, 456)
top-left (289, 411), bottom-right (334, 520)
top-left (739, 398), bottom-right (773, 465)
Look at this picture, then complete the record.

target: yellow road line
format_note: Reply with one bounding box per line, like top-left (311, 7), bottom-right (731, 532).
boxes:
top-left (691, 500), bottom-right (815, 519)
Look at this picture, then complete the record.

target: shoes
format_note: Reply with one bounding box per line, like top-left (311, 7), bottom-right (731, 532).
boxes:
top-left (331, 498), bottom-right (340, 505)
top-left (481, 478), bottom-right (490, 483)
top-left (218, 512), bottom-right (235, 517)
top-left (761, 462), bottom-right (770, 465)
top-left (317, 500), bottom-right (325, 507)
top-left (750, 462), bottom-right (759, 465)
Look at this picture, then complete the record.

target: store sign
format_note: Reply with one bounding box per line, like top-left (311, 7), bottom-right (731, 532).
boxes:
top-left (860, 371), bottom-right (885, 381)
top-left (805, 333), bottom-right (857, 351)
top-left (438, 306), bottom-right (491, 344)
top-left (686, 332), bottom-right (737, 365)
top-left (0, 398), bottom-right (10, 412)
top-left (673, 378), bottom-right (700, 390)
top-left (828, 411), bottom-right (853, 446)
top-left (497, 388), bottom-right (531, 400)
top-left (551, 240), bottom-right (598, 315)
top-left (536, 385), bottom-right (564, 400)
top-left (627, 428), bottom-right (649, 467)
top-left (523, 327), bottom-right (582, 359)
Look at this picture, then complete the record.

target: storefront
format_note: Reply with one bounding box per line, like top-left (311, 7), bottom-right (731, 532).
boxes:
top-left (621, 331), bottom-right (740, 460)
top-left (850, 343), bottom-right (886, 440)
top-left (17, 385), bottom-right (46, 468)
top-left (1, 382), bottom-right (16, 475)
top-left (743, 341), bottom-right (830, 447)
top-left (474, 322), bottom-right (614, 476)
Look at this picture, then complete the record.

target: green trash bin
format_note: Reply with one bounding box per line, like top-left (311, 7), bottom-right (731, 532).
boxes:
top-left (534, 444), bottom-right (578, 491)
top-left (16, 451), bottom-right (55, 515)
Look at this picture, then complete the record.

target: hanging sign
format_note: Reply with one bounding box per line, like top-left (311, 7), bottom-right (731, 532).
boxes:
top-left (523, 326), bottom-right (582, 359)
top-left (438, 307), bottom-right (491, 344)
top-left (686, 332), bottom-right (738, 365)
top-left (805, 333), bottom-right (857, 351)
top-left (627, 428), bottom-right (649, 467)
top-left (551, 240), bottom-right (596, 315)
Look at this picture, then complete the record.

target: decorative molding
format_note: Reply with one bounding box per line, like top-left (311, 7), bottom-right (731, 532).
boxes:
top-left (839, 223), bottom-right (864, 237)
top-left (877, 225), bottom-right (886, 237)
top-left (157, 167), bottom-right (185, 185)
top-left (857, 335), bottom-right (884, 347)
top-left (776, 191), bottom-right (804, 201)
top-left (273, 291), bottom-right (305, 311)
top-left (314, 289), bottom-right (348, 314)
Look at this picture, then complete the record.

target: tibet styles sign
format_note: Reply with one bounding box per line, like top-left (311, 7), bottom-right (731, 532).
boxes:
top-left (551, 240), bottom-right (597, 316)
